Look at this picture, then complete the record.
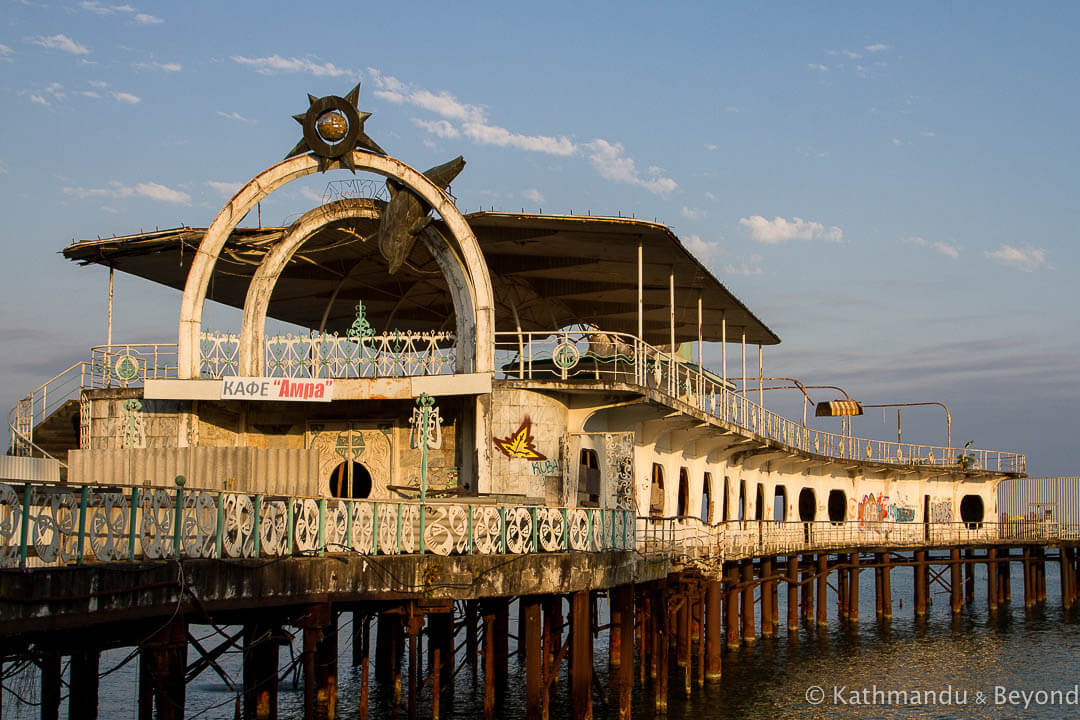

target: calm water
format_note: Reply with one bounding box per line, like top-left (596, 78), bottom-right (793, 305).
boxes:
top-left (4, 559), bottom-right (1078, 719)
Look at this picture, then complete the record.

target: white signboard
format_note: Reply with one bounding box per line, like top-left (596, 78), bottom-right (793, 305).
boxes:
top-left (221, 377), bottom-right (334, 402)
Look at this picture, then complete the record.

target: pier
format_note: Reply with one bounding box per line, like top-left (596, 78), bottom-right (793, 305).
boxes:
top-left (0, 88), bottom-right (1056, 718)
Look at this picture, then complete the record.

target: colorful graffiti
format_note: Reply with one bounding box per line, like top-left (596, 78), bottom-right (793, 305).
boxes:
top-left (493, 417), bottom-right (547, 460)
top-left (531, 458), bottom-right (560, 476)
top-left (857, 492), bottom-right (916, 529)
top-left (930, 499), bottom-right (954, 524)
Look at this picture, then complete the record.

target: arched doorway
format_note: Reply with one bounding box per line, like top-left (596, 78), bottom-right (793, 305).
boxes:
top-left (677, 468), bottom-right (690, 517)
top-left (722, 476), bottom-right (730, 522)
top-left (755, 483), bottom-right (765, 521)
top-left (773, 485), bottom-right (787, 521)
top-left (330, 461), bottom-right (372, 499)
top-left (960, 495), bottom-right (984, 529)
top-left (702, 472), bottom-right (712, 523)
top-left (650, 463), bottom-right (665, 516)
top-left (798, 488), bottom-right (816, 521)
top-left (828, 489), bottom-right (847, 524)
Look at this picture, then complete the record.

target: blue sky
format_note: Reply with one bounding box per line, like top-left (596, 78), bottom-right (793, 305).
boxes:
top-left (1, 1), bottom-right (1076, 474)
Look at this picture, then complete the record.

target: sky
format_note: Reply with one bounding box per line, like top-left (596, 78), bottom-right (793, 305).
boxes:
top-left (0, 1), bottom-right (1077, 475)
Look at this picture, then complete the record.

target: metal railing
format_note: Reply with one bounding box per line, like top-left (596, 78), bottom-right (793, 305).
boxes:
top-left (0, 478), bottom-right (634, 569)
top-left (494, 330), bottom-right (1026, 474)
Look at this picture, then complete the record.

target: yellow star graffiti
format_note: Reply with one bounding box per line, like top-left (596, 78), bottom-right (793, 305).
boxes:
top-left (493, 418), bottom-right (547, 461)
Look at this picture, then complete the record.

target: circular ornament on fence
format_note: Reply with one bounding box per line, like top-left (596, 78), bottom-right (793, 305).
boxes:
top-left (552, 341), bottom-right (580, 371)
top-left (114, 355), bottom-right (140, 382)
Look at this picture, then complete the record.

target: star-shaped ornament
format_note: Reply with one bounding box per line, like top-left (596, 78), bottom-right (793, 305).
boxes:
top-left (285, 83), bottom-right (386, 172)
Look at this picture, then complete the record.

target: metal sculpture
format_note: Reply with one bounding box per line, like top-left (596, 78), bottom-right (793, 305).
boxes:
top-left (377, 156), bottom-right (466, 274)
top-left (285, 84), bottom-right (385, 172)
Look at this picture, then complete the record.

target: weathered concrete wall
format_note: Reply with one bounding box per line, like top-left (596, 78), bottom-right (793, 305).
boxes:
top-left (488, 386), bottom-right (567, 500)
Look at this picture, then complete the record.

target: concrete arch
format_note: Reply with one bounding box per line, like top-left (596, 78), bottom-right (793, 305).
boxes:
top-left (236, 198), bottom-right (477, 376)
top-left (177, 152), bottom-right (494, 379)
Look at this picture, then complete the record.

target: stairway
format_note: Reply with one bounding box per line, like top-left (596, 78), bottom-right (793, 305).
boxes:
top-left (30, 399), bottom-right (80, 465)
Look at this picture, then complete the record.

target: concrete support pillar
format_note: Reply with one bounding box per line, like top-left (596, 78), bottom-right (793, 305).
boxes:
top-left (613, 585), bottom-right (635, 719)
top-left (300, 606), bottom-right (336, 720)
top-left (654, 587), bottom-right (669, 714)
top-left (836, 554), bottom-right (849, 622)
top-left (357, 616), bottom-right (371, 720)
top-left (140, 616), bottom-right (187, 720)
top-left (741, 560), bottom-right (756, 644)
top-left (523, 596), bottom-right (544, 720)
top-left (705, 579), bottom-right (723, 679)
top-left (466, 601), bottom-right (479, 685)
top-left (881, 554), bottom-right (893, 620)
top-left (950, 549), bottom-right (963, 614)
top-left (694, 585), bottom-right (706, 689)
top-left (243, 622), bottom-right (281, 720)
top-left (1063, 548), bottom-right (1075, 610)
top-left (1023, 547), bottom-right (1034, 608)
top-left (1037, 547), bottom-right (1047, 603)
top-left (138, 651), bottom-right (153, 720)
top-left (725, 564), bottom-right (740, 650)
top-left (405, 611), bottom-right (422, 720)
top-left (816, 554), bottom-right (828, 626)
top-left (482, 598), bottom-right (509, 720)
top-left (874, 553), bottom-right (884, 620)
top-left (998, 550), bottom-right (1010, 605)
top-left (570, 591), bottom-right (594, 720)
top-left (679, 590), bottom-right (692, 696)
top-left (430, 611), bottom-right (454, 718)
top-left (800, 555), bottom-right (814, 622)
top-left (987, 548), bottom-right (1000, 612)
top-left (69, 649), bottom-right (100, 720)
top-left (964, 549), bottom-right (976, 605)
top-left (40, 649), bottom-right (61, 720)
top-left (483, 604), bottom-right (496, 720)
top-left (914, 550), bottom-right (928, 617)
top-left (848, 553), bottom-right (860, 623)
top-left (544, 595), bottom-right (561, 720)
top-left (787, 557), bottom-right (799, 632)
top-left (761, 557), bottom-right (775, 637)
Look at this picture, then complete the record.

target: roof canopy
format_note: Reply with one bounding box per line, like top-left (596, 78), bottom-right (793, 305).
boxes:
top-left (64, 211), bottom-right (779, 346)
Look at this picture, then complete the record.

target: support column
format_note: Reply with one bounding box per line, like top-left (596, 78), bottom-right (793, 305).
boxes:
top-left (40, 649), bottom-right (61, 720)
top-left (950, 549), bottom-right (963, 614)
top-left (725, 563), bottom-right (740, 650)
top-left (300, 605), bottom-right (336, 720)
top-left (69, 649), bottom-right (100, 720)
top-left (787, 557), bottom-right (799, 632)
top-left (243, 622), bottom-right (281, 720)
top-left (466, 601), bottom-right (479, 685)
top-left (358, 616), bottom-right (371, 720)
top-left (613, 585), bottom-right (635, 719)
top-left (1023, 547), bottom-right (1034, 608)
top-left (741, 560), bottom-right (756, 644)
top-left (998, 549), bottom-right (1010, 605)
top-left (874, 553), bottom-right (884, 620)
top-left (987, 548), bottom-right (999, 613)
top-left (914, 551), bottom-right (928, 617)
top-left (405, 610), bottom-right (422, 720)
top-left (430, 611), bottom-right (454, 718)
top-left (141, 616), bottom-right (188, 720)
top-left (882, 554), bottom-right (893, 620)
top-left (1037, 547), bottom-right (1047, 603)
top-left (1063, 548), bottom-right (1075, 610)
top-left (705, 579), bottom-right (723, 677)
top-left (836, 554), bottom-right (849, 622)
top-left (679, 589), bottom-right (692, 696)
top-left (848, 553), bottom-right (860, 623)
top-left (544, 595), bottom-right (561, 720)
top-left (523, 596), bottom-right (544, 720)
top-left (965, 549), bottom-right (976, 605)
top-left (570, 591), bottom-right (594, 720)
top-left (761, 557), bottom-right (775, 637)
top-left (816, 554), bottom-right (828, 626)
top-left (801, 555), bottom-right (814, 622)
top-left (483, 603), bottom-right (497, 720)
top-left (654, 587), bottom-right (669, 714)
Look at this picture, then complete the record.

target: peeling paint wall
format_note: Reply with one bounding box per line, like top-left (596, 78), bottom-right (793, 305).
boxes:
top-left (489, 387), bottom-right (568, 499)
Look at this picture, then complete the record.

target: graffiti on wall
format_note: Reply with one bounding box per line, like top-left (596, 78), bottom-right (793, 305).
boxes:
top-left (930, 499), bottom-right (954, 524)
top-left (857, 492), bottom-right (916, 530)
top-left (531, 458), bottom-right (560, 476)
top-left (493, 417), bottom-right (547, 461)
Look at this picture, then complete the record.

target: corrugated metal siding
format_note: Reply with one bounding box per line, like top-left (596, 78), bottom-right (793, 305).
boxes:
top-left (68, 447), bottom-right (321, 496)
top-left (0, 456), bottom-right (61, 483)
top-left (997, 477), bottom-right (1080, 523)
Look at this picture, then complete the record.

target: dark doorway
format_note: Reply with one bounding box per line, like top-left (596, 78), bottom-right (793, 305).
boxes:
top-left (827, 489), bottom-right (846, 524)
top-left (960, 495), bottom-right (984, 529)
top-left (650, 464), bottom-right (665, 516)
top-left (773, 486), bottom-right (787, 521)
top-left (330, 461), bottom-right (372, 499)
top-left (738, 480), bottom-right (746, 521)
top-left (722, 477), bottom-right (730, 522)
top-left (798, 488), bottom-right (816, 521)
top-left (702, 472), bottom-right (712, 523)
top-left (677, 468), bottom-right (690, 517)
top-left (755, 483), bottom-right (765, 521)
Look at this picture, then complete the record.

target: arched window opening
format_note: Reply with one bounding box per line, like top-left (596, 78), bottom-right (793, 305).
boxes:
top-left (722, 476), bottom-right (730, 522)
top-left (702, 472), bottom-right (713, 523)
top-left (330, 461), bottom-right (372, 499)
top-left (755, 483), bottom-right (765, 521)
top-left (960, 495), bottom-right (984, 529)
top-left (578, 449), bottom-right (601, 506)
top-left (677, 468), bottom-right (690, 517)
top-left (827, 489), bottom-right (847, 524)
top-left (738, 480), bottom-right (747, 521)
top-left (650, 463), bottom-right (665, 517)
top-left (798, 488), bottom-right (816, 521)
top-left (773, 486), bottom-right (787, 521)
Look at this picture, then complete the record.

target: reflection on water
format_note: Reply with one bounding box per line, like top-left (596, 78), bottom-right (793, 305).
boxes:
top-left (4, 560), bottom-right (1077, 719)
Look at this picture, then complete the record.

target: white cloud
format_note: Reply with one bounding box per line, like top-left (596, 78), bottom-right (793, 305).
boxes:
top-left (100, 205), bottom-right (119, 214)
top-left (865, 43), bottom-right (890, 52)
top-left (808, 63), bottom-right (829, 72)
top-left (217, 111), bottom-right (251, 123)
top-left (462, 122), bottom-right (576, 156)
top-left (45, 82), bottom-right (65, 99)
top-left (584, 139), bottom-right (677, 195)
top-left (681, 206), bottom-right (703, 220)
top-left (522, 188), bottom-right (544, 205)
top-left (111, 91), bottom-right (140, 104)
top-left (986, 244), bottom-right (1050, 272)
top-left (134, 13), bottom-right (162, 24)
top-left (409, 89), bottom-right (483, 122)
top-left (231, 54), bottom-right (351, 77)
top-left (80, 2), bottom-right (134, 15)
top-left (0, 43), bottom-right (13, 61)
top-left (63, 180), bottom-right (190, 205)
top-left (30, 94), bottom-right (48, 105)
top-left (77, 90), bottom-right (101, 98)
top-left (28, 34), bottom-right (90, 55)
top-left (411, 118), bottom-right (459, 139)
top-left (684, 234), bottom-right (721, 260)
top-left (828, 49), bottom-right (861, 59)
top-left (891, 137), bottom-right (903, 146)
top-left (135, 60), bottom-right (181, 72)
top-left (905, 236), bottom-right (959, 259)
top-left (297, 186), bottom-right (323, 203)
top-left (206, 180), bottom-right (243, 196)
top-left (89, 80), bottom-right (108, 88)
top-left (724, 254), bottom-right (764, 276)
top-left (0, 160), bottom-right (8, 175)
top-left (704, 143), bottom-right (718, 151)
top-left (920, 130), bottom-right (936, 137)
top-left (739, 215), bottom-right (843, 244)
